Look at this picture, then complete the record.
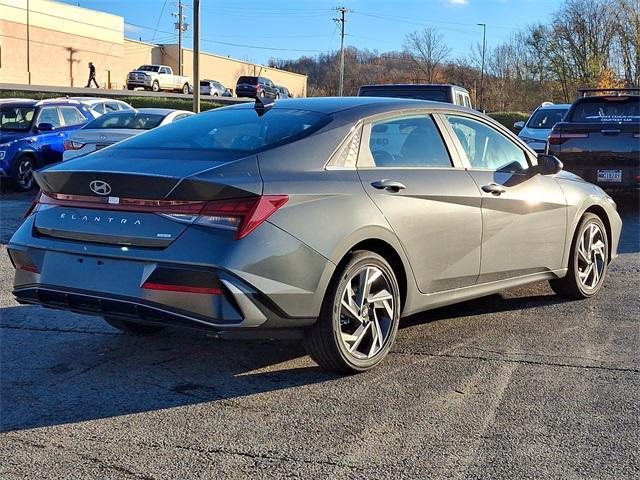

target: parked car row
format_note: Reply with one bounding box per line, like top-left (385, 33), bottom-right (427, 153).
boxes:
top-left (0, 97), bottom-right (191, 190)
top-left (125, 65), bottom-right (294, 100)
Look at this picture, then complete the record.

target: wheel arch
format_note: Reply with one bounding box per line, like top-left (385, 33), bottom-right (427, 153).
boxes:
top-left (583, 204), bottom-right (613, 263)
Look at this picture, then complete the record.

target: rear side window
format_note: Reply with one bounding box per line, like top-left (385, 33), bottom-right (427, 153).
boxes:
top-left (114, 107), bottom-right (331, 154)
top-left (59, 106), bottom-right (87, 126)
top-left (367, 115), bottom-right (452, 168)
top-left (527, 108), bottom-right (568, 129)
top-left (359, 87), bottom-right (449, 103)
top-left (570, 97), bottom-right (640, 122)
top-left (84, 112), bottom-right (164, 130)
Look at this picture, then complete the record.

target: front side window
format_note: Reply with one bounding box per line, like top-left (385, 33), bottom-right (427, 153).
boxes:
top-left (367, 115), bottom-right (452, 168)
top-left (37, 107), bottom-right (62, 128)
top-left (446, 115), bottom-right (528, 172)
top-left (59, 106), bottom-right (87, 126)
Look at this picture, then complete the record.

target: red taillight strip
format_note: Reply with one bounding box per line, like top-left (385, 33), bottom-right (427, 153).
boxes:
top-left (142, 282), bottom-right (222, 295)
top-left (18, 264), bottom-right (39, 273)
top-left (40, 192), bottom-right (206, 214)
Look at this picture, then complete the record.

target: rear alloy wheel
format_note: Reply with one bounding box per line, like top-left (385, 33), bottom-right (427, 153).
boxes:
top-left (304, 251), bottom-right (400, 373)
top-left (182, 83), bottom-right (189, 94)
top-left (103, 316), bottom-right (164, 335)
top-left (550, 213), bottom-right (608, 299)
top-left (12, 156), bottom-right (35, 191)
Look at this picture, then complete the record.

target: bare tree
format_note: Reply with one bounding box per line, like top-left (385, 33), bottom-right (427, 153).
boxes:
top-left (403, 27), bottom-right (451, 83)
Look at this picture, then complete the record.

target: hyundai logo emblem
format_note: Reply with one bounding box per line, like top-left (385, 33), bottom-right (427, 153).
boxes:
top-left (99, 134), bottom-right (107, 140)
top-left (90, 180), bottom-right (111, 196)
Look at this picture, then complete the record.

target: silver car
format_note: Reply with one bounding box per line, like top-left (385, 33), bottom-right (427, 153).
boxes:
top-left (9, 97), bottom-right (622, 373)
top-left (514, 102), bottom-right (571, 153)
top-left (63, 108), bottom-right (193, 161)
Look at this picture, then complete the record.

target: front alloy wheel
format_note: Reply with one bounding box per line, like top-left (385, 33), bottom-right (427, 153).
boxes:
top-left (550, 213), bottom-right (609, 299)
top-left (13, 157), bottom-right (35, 191)
top-left (304, 251), bottom-right (400, 373)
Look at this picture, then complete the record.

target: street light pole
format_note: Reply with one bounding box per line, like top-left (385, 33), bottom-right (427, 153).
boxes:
top-left (192, 0), bottom-right (200, 113)
top-left (477, 23), bottom-right (486, 112)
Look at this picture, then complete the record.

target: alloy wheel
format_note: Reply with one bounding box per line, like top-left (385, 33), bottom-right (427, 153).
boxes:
top-left (339, 265), bottom-right (394, 360)
top-left (17, 159), bottom-right (34, 190)
top-left (577, 223), bottom-right (606, 290)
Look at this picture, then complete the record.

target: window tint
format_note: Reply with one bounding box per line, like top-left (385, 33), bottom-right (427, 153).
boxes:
top-left (38, 107), bottom-right (62, 128)
top-left (92, 103), bottom-right (106, 114)
top-left (105, 102), bottom-right (120, 112)
top-left (446, 115), bottom-right (528, 171)
top-left (570, 97), bottom-right (640, 122)
top-left (237, 76), bottom-right (258, 85)
top-left (59, 106), bottom-right (87, 126)
top-left (114, 108), bottom-right (331, 155)
top-left (368, 115), bottom-right (452, 168)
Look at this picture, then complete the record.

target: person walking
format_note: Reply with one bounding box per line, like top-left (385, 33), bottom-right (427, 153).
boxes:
top-left (86, 62), bottom-right (99, 88)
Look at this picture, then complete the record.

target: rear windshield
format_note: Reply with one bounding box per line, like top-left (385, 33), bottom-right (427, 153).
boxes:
top-left (84, 112), bottom-right (165, 130)
top-left (527, 108), bottom-right (568, 129)
top-left (570, 97), bottom-right (640, 122)
top-left (113, 107), bottom-right (331, 154)
top-left (0, 105), bottom-right (36, 131)
top-left (359, 87), bottom-right (449, 103)
top-left (237, 76), bottom-right (258, 85)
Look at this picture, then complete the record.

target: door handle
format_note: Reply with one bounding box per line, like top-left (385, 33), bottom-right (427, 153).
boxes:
top-left (481, 183), bottom-right (506, 195)
top-left (371, 179), bottom-right (407, 192)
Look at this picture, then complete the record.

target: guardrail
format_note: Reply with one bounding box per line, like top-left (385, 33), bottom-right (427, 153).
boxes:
top-left (0, 83), bottom-right (251, 105)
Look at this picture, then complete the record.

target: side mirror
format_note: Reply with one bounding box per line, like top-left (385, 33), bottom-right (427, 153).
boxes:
top-left (36, 123), bottom-right (54, 131)
top-left (513, 121), bottom-right (525, 131)
top-left (536, 154), bottom-right (563, 175)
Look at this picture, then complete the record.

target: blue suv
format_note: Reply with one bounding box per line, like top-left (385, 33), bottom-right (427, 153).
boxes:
top-left (0, 99), bottom-right (98, 190)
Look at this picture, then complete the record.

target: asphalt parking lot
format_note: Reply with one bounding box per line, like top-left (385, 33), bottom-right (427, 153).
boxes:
top-left (1, 190), bottom-right (638, 479)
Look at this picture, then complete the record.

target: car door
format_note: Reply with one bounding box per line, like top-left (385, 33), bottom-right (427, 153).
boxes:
top-left (158, 67), bottom-right (171, 89)
top-left (357, 112), bottom-right (483, 293)
top-left (442, 113), bottom-right (567, 283)
top-left (34, 106), bottom-right (65, 166)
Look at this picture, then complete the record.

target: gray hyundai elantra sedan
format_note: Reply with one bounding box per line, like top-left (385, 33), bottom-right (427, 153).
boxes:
top-left (8, 97), bottom-right (622, 373)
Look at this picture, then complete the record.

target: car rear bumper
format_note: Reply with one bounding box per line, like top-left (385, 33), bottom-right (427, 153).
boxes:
top-left (8, 215), bottom-right (334, 331)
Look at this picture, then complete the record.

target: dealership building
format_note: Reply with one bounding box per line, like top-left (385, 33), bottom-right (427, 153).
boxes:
top-left (0, 0), bottom-right (308, 96)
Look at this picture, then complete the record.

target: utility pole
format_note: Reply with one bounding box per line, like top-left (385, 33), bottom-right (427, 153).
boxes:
top-left (26, 0), bottom-right (31, 84)
top-left (193, 0), bottom-right (200, 112)
top-left (477, 23), bottom-right (487, 112)
top-left (334, 7), bottom-right (350, 96)
top-left (172, 2), bottom-right (189, 76)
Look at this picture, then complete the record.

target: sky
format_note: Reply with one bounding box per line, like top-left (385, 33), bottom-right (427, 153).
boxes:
top-left (63, 0), bottom-right (561, 65)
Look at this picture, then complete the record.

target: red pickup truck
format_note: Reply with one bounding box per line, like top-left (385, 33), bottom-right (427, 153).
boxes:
top-left (547, 88), bottom-right (640, 194)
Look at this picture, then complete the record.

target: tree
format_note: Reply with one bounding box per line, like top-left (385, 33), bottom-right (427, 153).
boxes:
top-left (403, 27), bottom-right (451, 83)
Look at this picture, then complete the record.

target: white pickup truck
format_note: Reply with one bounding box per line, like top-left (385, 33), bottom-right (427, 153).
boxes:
top-left (126, 65), bottom-right (190, 94)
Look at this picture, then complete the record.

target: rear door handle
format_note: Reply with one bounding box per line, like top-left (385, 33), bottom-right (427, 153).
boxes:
top-left (371, 179), bottom-right (407, 192)
top-left (481, 183), bottom-right (506, 195)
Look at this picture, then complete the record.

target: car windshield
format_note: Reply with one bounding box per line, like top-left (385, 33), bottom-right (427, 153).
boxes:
top-left (113, 107), bottom-right (331, 154)
top-left (237, 76), bottom-right (258, 85)
top-left (84, 112), bottom-right (165, 130)
top-left (0, 105), bottom-right (36, 131)
top-left (527, 108), bottom-right (568, 129)
top-left (137, 65), bottom-right (160, 72)
top-left (570, 97), bottom-right (640, 122)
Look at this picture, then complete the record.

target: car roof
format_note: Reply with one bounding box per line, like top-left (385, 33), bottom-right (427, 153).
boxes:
top-left (226, 96), bottom-right (473, 116)
top-left (0, 99), bottom-right (38, 106)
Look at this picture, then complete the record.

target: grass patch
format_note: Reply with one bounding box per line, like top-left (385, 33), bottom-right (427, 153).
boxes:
top-left (488, 111), bottom-right (530, 133)
top-left (0, 90), bottom-right (221, 111)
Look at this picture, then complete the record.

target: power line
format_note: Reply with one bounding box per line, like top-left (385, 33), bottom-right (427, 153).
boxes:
top-left (151, 0), bottom-right (169, 42)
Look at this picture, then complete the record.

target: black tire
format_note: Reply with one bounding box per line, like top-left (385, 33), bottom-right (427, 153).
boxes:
top-left (151, 81), bottom-right (160, 92)
top-left (213, 92), bottom-right (219, 97)
top-left (127, 85), bottom-right (134, 90)
top-left (259, 90), bottom-right (265, 99)
top-left (182, 83), bottom-right (189, 94)
top-left (103, 316), bottom-right (164, 335)
top-left (275, 92), bottom-right (280, 100)
top-left (549, 213), bottom-right (609, 299)
top-left (11, 155), bottom-right (36, 191)
top-left (304, 251), bottom-right (401, 373)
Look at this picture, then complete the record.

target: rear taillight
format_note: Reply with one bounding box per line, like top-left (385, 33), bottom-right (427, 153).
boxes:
top-left (547, 132), bottom-right (589, 145)
top-left (63, 140), bottom-right (85, 150)
top-left (36, 192), bottom-right (288, 240)
top-left (162, 195), bottom-right (288, 239)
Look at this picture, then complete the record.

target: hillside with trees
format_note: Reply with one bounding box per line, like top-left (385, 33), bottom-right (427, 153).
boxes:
top-left (269, 0), bottom-right (639, 112)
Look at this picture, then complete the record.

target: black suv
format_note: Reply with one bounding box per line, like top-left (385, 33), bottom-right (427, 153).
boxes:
top-left (358, 83), bottom-right (473, 108)
top-left (236, 76), bottom-right (279, 99)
